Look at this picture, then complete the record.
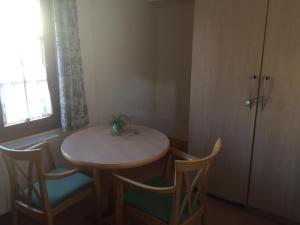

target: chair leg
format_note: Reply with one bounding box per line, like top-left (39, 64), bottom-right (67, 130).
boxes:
top-left (114, 180), bottom-right (124, 225)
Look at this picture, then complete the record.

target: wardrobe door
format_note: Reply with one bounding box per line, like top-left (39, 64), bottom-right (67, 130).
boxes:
top-left (189, 0), bottom-right (268, 204)
top-left (249, 0), bottom-right (300, 222)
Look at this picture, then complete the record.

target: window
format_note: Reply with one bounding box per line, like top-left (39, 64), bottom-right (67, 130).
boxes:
top-left (0, 0), bottom-right (60, 142)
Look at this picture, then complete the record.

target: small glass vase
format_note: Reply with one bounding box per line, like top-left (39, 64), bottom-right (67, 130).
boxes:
top-left (112, 123), bottom-right (123, 136)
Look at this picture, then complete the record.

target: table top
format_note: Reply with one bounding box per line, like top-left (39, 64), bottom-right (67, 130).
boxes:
top-left (61, 125), bottom-right (170, 170)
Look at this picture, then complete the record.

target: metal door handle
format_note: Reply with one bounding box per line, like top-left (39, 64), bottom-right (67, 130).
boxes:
top-left (261, 76), bottom-right (270, 110)
top-left (245, 75), bottom-right (259, 109)
top-left (244, 97), bottom-right (261, 107)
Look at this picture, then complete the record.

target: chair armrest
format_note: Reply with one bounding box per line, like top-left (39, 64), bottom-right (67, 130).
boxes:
top-left (44, 168), bottom-right (80, 180)
top-left (170, 147), bottom-right (199, 161)
top-left (114, 174), bottom-right (175, 194)
top-left (26, 141), bottom-right (49, 151)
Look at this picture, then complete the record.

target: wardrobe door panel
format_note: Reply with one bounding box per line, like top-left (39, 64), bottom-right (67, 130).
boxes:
top-left (189, 0), bottom-right (268, 204)
top-left (249, 0), bottom-right (300, 222)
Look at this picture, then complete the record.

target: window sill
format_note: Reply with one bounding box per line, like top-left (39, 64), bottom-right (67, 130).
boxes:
top-left (1, 128), bottom-right (63, 149)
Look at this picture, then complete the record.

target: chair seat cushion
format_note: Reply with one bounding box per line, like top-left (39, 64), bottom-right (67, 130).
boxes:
top-left (124, 177), bottom-right (200, 223)
top-left (28, 168), bottom-right (93, 208)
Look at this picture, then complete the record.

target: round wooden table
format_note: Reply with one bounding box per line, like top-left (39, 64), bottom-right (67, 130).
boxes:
top-left (61, 125), bottom-right (169, 169)
top-left (61, 125), bottom-right (170, 224)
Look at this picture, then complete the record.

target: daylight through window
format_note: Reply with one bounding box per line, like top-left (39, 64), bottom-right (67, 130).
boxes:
top-left (0, 0), bottom-right (53, 126)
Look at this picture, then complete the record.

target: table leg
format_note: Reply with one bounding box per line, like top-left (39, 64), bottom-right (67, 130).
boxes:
top-left (93, 169), bottom-right (103, 225)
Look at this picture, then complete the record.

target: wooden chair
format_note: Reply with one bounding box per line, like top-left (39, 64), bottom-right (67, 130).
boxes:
top-left (0, 141), bottom-right (95, 225)
top-left (114, 138), bottom-right (223, 225)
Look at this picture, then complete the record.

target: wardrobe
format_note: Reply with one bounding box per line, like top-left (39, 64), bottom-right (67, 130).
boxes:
top-left (189, 0), bottom-right (300, 223)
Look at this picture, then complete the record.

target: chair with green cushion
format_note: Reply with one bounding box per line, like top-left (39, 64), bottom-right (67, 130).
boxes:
top-left (114, 138), bottom-right (223, 225)
top-left (0, 141), bottom-right (94, 225)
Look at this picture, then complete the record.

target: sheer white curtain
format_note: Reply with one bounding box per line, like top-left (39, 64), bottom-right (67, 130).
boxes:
top-left (0, 0), bottom-right (52, 126)
top-left (53, 0), bottom-right (89, 131)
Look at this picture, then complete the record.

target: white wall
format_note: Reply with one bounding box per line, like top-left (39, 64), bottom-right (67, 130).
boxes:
top-left (153, 0), bottom-right (194, 140)
top-left (77, 0), bottom-right (156, 127)
top-left (76, 0), bottom-right (194, 139)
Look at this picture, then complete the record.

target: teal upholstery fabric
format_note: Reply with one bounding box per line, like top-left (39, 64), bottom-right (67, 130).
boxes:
top-left (124, 177), bottom-right (201, 224)
top-left (28, 168), bottom-right (93, 208)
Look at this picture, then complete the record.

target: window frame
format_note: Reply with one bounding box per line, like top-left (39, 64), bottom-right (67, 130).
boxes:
top-left (0, 0), bottom-right (60, 143)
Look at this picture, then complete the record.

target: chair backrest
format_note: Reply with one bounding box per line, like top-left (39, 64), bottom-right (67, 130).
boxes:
top-left (0, 142), bottom-right (55, 212)
top-left (170, 138), bottom-right (223, 225)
